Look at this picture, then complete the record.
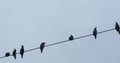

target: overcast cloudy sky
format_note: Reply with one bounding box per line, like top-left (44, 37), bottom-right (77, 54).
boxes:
top-left (0, 0), bottom-right (120, 63)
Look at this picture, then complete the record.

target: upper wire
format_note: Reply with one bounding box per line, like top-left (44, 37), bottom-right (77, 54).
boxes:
top-left (0, 28), bottom-right (116, 59)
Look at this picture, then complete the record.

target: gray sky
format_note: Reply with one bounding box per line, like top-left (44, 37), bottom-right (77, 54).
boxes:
top-left (0, 0), bottom-right (120, 63)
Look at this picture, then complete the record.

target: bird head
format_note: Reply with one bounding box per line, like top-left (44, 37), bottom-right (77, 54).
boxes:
top-left (42, 42), bottom-right (46, 44)
top-left (21, 45), bottom-right (24, 48)
top-left (116, 22), bottom-right (118, 25)
top-left (95, 27), bottom-right (97, 30)
top-left (14, 48), bottom-right (16, 51)
top-left (70, 34), bottom-right (73, 36)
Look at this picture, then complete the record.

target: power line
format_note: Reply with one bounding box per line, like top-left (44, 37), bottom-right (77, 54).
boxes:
top-left (0, 28), bottom-right (116, 60)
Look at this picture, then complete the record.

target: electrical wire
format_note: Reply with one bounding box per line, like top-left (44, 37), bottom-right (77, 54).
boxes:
top-left (0, 28), bottom-right (116, 59)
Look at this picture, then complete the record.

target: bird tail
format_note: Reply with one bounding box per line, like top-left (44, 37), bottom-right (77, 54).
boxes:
top-left (21, 55), bottom-right (23, 58)
top-left (95, 36), bottom-right (97, 39)
top-left (14, 56), bottom-right (16, 59)
top-left (41, 50), bottom-right (43, 53)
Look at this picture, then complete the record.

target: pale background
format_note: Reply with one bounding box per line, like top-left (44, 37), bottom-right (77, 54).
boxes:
top-left (0, 0), bottom-right (120, 63)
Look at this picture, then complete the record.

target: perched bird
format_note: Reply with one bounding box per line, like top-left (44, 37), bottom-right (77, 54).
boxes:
top-left (115, 22), bottom-right (120, 34)
top-left (20, 45), bottom-right (24, 58)
top-left (93, 27), bottom-right (97, 39)
top-left (68, 35), bottom-right (74, 41)
top-left (5, 52), bottom-right (10, 57)
top-left (40, 42), bottom-right (46, 53)
top-left (12, 49), bottom-right (16, 59)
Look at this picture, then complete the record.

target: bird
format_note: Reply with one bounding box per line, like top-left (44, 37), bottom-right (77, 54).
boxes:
top-left (20, 45), bottom-right (24, 58)
top-left (40, 42), bottom-right (46, 53)
top-left (115, 22), bottom-right (120, 34)
top-left (12, 49), bottom-right (16, 59)
top-left (5, 52), bottom-right (10, 57)
top-left (68, 35), bottom-right (74, 41)
top-left (93, 27), bottom-right (97, 39)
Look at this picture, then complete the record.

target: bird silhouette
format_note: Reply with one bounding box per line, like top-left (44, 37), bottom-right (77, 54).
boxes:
top-left (5, 52), bottom-right (10, 57)
top-left (68, 35), bottom-right (74, 41)
top-left (20, 45), bottom-right (24, 58)
top-left (12, 49), bottom-right (16, 59)
top-left (115, 22), bottom-right (120, 34)
top-left (40, 42), bottom-right (46, 53)
top-left (93, 27), bottom-right (97, 39)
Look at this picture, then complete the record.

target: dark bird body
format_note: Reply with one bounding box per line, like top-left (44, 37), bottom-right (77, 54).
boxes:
top-left (40, 42), bottom-right (46, 53)
top-left (12, 49), bottom-right (16, 59)
top-left (69, 35), bottom-right (74, 41)
top-left (20, 45), bottom-right (24, 58)
top-left (5, 52), bottom-right (10, 57)
top-left (93, 27), bottom-right (97, 39)
top-left (115, 22), bottom-right (120, 34)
